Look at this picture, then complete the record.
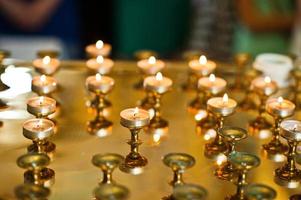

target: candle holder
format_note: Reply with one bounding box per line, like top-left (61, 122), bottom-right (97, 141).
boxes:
top-left (290, 69), bottom-right (301, 110)
top-left (171, 184), bottom-right (207, 200)
top-left (162, 153), bottom-right (195, 187)
top-left (33, 55), bottom-right (60, 76)
top-left (248, 77), bottom-right (277, 136)
top-left (230, 53), bottom-right (251, 90)
top-left (263, 98), bottom-right (295, 162)
top-left (0, 49), bottom-right (10, 110)
top-left (86, 40), bottom-right (112, 58)
top-left (94, 184), bottom-right (129, 200)
top-left (226, 152), bottom-right (260, 200)
top-left (215, 127), bottom-right (247, 182)
top-left (92, 153), bottom-right (124, 185)
top-left (245, 183), bottom-right (277, 200)
top-left (14, 184), bottom-right (50, 200)
top-left (119, 108), bottom-right (150, 175)
top-left (86, 56), bottom-right (114, 75)
top-left (27, 96), bottom-right (56, 119)
top-left (17, 153), bottom-right (55, 187)
top-left (23, 119), bottom-right (56, 158)
top-left (204, 95), bottom-right (237, 160)
top-left (274, 120), bottom-right (301, 188)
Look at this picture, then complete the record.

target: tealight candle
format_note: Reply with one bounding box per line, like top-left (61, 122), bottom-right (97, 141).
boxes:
top-left (137, 56), bottom-right (165, 75)
top-left (32, 56), bottom-right (60, 75)
top-left (120, 107), bottom-right (150, 128)
top-left (207, 94), bottom-right (237, 116)
top-left (27, 96), bottom-right (56, 117)
top-left (143, 72), bottom-right (172, 94)
top-left (86, 55), bottom-right (114, 75)
top-left (85, 40), bottom-right (112, 57)
top-left (32, 75), bottom-right (58, 95)
top-left (266, 97), bottom-right (295, 118)
top-left (86, 74), bottom-right (114, 94)
top-left (198, 74), bottom-right (227, 95)
top-left (189, 55), bottom-right (216, 76)
top-left (252, 76), bottom-right (278, 96)
top-left (280, 120), bottom-right (301, 141)
top-left (23, 118), bottom-right (55, 141)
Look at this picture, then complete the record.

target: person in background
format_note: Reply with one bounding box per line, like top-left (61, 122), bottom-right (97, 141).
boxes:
top-left (0, 0), bottom-right (80, 59)
top-left (234, 0), bottom-right (295, 57)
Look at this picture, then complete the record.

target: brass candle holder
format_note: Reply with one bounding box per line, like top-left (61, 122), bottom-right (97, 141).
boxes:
top-left (248, 77), bottom-right (277, 135)
top-left (204, 94), bottom-right (237, 159)
top-left (33, 55), bottom-right (60, 76)
top-left (226, 152), bottom-right (260, 200)
top-left (263, 97), bottom-right (295, 162)
top-left (290, 68), bottom-right (301, 110)
top-left (23, 118), bottom-right (56, 158)
top-left (215, 127), bottom-right (247, 182)
top-left (94, 184), bottom-right (129, 200)
top-left (245, 184), bottom-right (276, 200)
top-left (119, 108), bottom-right (150, 175)
top-left (162, 153), bottom-right (195, 186)
top-left (17, 153), bottom-right (55, 187)
top-left (14, 184), bottom-right (50, 200)
top-left (27, 96), bottom-right (56, 119)
top-left (92, 153), bottom-right (124, 185)
top-left (171, 184), bottom-right (207, 200)
top-left (144, 73), bottom-right (172, 131)
top-left (0, 49), bottom-right (10, 110)
top-left (230, 53), bottom-right (251, 90)
top-left (86, 74), bottom-right (114, 137)
top-left (274, 120), bottom-right (301, 188)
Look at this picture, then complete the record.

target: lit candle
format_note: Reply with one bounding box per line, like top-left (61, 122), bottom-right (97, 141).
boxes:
top-left (266, 97), bottom-right (295, 118)
top-left (120, 107), bottom-right (150, 128)
top-left (27, 96), bottom-right (56, 117)
top-left (188, 55), bottom-right (216, 76)
top-left (23, 118), bottom-right (55, 141)
top-left (86, 73), bottom-right (114, 94)
top-left (207, 93), bottom-right (237, 116)
top-left (85, 40), bottom-right (112, 57)
top-left (86, 55), bottom-right (114, 75)
top-left (143, 72), bottom-right (172, 94)
top-left (32, 75), bottom-right (58, 95)
top-left (198, 74), bottom-right (227, 95)
top-left (251, 76), bottom-right (278, 96)
top-left (32, 56), bottom-right (60, 75)
top-left (137, 56), bottom-right (165, 75)
top-left (280, 120), bottom-right (301, 141)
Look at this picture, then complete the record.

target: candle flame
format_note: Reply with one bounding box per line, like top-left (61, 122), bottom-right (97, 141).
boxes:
top-left (37, 119), bottom-right (43, 128)
top-left (96, 40), bottom-right (104, 49)
top-left (222, 93), bottom-right (229, 104)
top-left (148, 56), bottom-right (156, 65)
top-left (277, 96), bottom-right (284, 104)
top-left (38, 96), bottom-right (44, 105)
top-left (293, 124), bottom-right (298, 131)
top-left (133, 107), bottom-right (139, 117)
top-left (155, 72), bottom-right (163, 81)
top-left (264, 76), bottom-right (271, 84)
top-left (96, 56), bottom-right (104, 64)
top-left (209, 74), bottom-right (216, 82)
top-left (199, 55), bottom-right (207, 65)
top-left (40, 75), bottom-right (46, 82)
top-left (153, 132), bottom-right (161, 143)
top-left (96, 73), bottom-right (102, 81)
top-left (42, 56), bottom-right (51, 65)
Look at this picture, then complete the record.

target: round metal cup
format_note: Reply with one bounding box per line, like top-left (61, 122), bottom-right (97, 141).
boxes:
top-left (246, 184), bottom-right (277, 200)
top-left (280, 120), bottom-right (301, 141)
top-left (14, 184), bottom-right (50, 200)
top-left (17, 153), bottom-right (50, 170)
top-left (162, 153), bottom-right (195, 171)
top-left (94, 184), bottom-right (129, 200)
top-left (27, 96), bottom-right (56, 117)
top-left (172, 184), bottom-right (207, 200)
top-left (23, 118), bottom-right (55, 141)
top-left (218, 126), bottom-right (247, 142)
top-left (229, 152), bottom-right (260, 171)
top-left (92, 153), bottom-right (124, 171)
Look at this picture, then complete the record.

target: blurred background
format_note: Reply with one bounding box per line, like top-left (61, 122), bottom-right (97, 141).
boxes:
top-left (0, 0), bottom-right (299, 61)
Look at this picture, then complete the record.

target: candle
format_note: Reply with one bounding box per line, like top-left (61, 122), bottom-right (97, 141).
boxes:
top-left (266, 97), bottom-right (295, 118)
top-left (85, 40), bottom-right (112, 57)
top-left (86, 73), bottom-right (114, 94)
top-left (188, 55), bottom-right (216, 76)
top-left (27, 96), bottom-right (56, 117)
top-left (280, 120), bottom-right (301, 141)
top-left (137, 56), bottom-right (165, 75)
top-left (23, 118), bottom-right (55, 141)
top-left (120, 107), bottom-right (150, 128)
top-left (86, 55), bottom-right (114, 75)
top-left (32, 75), bottom-right (57, 95)
top-left (32, 56), bottom-right (60, 75)
top-left (198, 74), bottom-right (227, 95)
top-left (252, 76), bottom-right (278, 96)
top-left (143, 72), bottom-right (172, 94)
top-left (207, 94), bottom-right (237, 116)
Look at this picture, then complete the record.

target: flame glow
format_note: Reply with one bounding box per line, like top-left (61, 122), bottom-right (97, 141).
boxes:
top-left (42, 56), bottom-right (51, 65)
top-left (38, 96), bottom-right (44, 105)
top-left (96, 40), bottom-right (104, 49)
top-left (96, 73), bottom-right (102, 81)
top-left (209, 74), bottom-right (216, 82)
top-left (199, 55), bottom-right (207, 65)
top-left (37, 119), bottom-right (43, 128)
top-left (264, 76), bottom-right (271, 84)
top-left (40, 75), bottom-right (46, 82)
top-left (153, 133), bottom-right (161, 143)
top-left (277, 96), bottom-right (283, 104)
top-left (222, 93), bottom-right (229, 104)
top-left (155, 72), bottom-right (163, 81)
top-left (133, 107), bottom-right (139, 117)
top-left (96, 56), bottom-right (104, 64)
top-left (148, 56), bottom-right (156, 65)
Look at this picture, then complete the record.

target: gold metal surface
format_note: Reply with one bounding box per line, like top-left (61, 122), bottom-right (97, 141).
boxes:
top-left (0, 60), bottom-right (299, 199)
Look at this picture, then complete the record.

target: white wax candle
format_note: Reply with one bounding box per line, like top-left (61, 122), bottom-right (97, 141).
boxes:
top-left (137, 56), bottom-right (165, 75)
top-left (120, 107), bottom-right (150, 128)
top-left (143, 72), bottom-right (172, 94)
top-left (86, 56), bottom-right (114, 74)
top-left (86, 74), bottom-right (114, 94)
top-left (32, 75), bottom-right (57, 95)
top-left (27, 96), bottom-right (56, 117)
top-left (189, 55), bottom-right (216, 76)
top-left (252, 76), bottom-right (277, 96)
top-left (198, 74), bottom-right (226, 95)
top-left (23, 118), bottom-right (54, 140)
top-left (207, 94), bottom-right (237, 116)
top-left (85, 40), bottom-right (112, 57)
top-left (266, 97), bottom-right (295, 118)
top-left (32, 56), bottom-right (60, 75)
